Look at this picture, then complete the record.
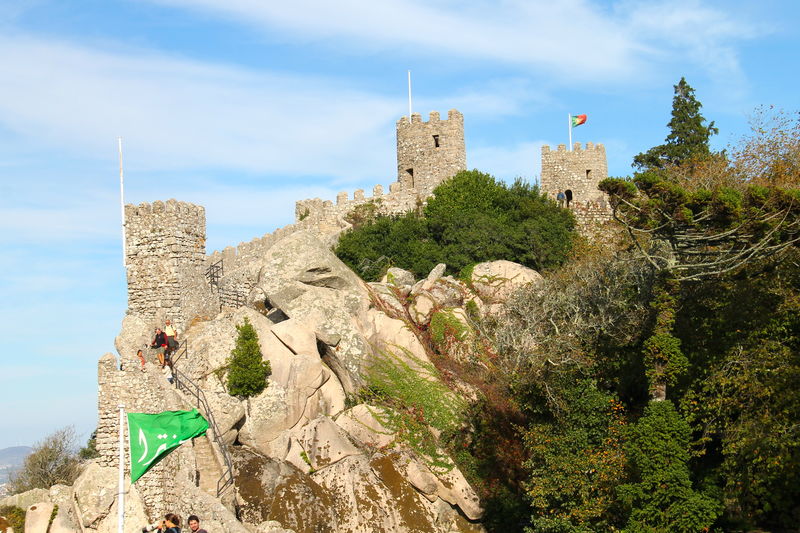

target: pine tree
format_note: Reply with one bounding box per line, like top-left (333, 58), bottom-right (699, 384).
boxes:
top-left (226, 317), bottom-right (271, 397)
top-left (633, 77), bottom-right (718, 170)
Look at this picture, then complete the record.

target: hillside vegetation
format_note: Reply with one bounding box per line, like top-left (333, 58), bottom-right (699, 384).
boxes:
top-left (336, 100), bottom-right (800, 531)
top-left (335, 169), bottom-right (576, 280)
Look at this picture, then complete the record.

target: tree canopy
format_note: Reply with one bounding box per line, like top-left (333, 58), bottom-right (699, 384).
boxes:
top-left (334, 170), bottom-right (576, 280)
top-left (633, 77), bottom-right (719, 171)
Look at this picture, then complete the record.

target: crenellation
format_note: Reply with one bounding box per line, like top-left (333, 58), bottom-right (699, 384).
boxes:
top-left (294, 109), bottom-right (465, 235)
top-left (540, 142), bottom-right (611, 231)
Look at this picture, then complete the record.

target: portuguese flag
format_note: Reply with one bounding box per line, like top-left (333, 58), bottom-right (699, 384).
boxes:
top-left (127, 409), bottom-right (208, 482)
top-left (571, 114), bottom-right (587, 127)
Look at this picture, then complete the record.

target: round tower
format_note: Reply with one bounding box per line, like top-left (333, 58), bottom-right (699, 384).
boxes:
top-left (396, 109), bottom-right (466, 197)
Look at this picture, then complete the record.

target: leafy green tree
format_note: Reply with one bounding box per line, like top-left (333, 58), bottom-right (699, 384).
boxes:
top-left (524, 378), bottom-right (628, 532)
top-left (78, 430), bottom-right (99, 460)
top-left (334, 170), bottom-right (576, 280)
top-left (226, 317), bottom-right (271, 397)
top-left (8, 427), bottom-right (80, 494)
top-left (633, 77), bottom-right (718, 171)
top-left (618, 401), bottom-right (720, 532)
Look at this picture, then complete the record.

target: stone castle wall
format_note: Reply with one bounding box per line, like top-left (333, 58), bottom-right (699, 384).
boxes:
top-left (125, 200), bottom-right (212, 331)
top-left (96, 353), bottom-right (186, 519)
top-left (397, 109), bottom-right (466, 197)
top-left (540, 142), bottom-right (612, 229)
top-left (294, 110), bottom-right (466, 233)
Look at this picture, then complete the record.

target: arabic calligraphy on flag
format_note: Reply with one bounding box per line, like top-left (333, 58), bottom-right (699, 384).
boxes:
top-left (127, 409), bottom-right (209, 483)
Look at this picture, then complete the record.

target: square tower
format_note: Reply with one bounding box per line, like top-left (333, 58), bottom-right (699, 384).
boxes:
top-left (124, 199), bottom-right (206, 329)
top-left (540, 142), bottom-right (608, 207)
top-left (396, 109), bottom-right (466, 197)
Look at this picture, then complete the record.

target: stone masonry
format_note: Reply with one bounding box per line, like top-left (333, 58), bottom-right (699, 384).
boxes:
top-left (295, 110), bottom-right (466, 232)
top-left (396, 109), bottom-right (466, 197)
top-left (124, 199), bottom-right (210, 331)
top-left (540, 142), bottom-right (612, 234)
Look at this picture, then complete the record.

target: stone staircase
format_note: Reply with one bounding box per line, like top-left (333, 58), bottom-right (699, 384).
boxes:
top-left (193, 435), bottom-right (223, 496)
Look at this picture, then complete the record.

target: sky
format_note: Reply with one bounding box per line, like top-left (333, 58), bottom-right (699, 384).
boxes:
top-left (0, 0), bottom-right (798, 449)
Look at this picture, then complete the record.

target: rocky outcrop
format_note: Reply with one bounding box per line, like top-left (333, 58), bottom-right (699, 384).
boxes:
top-left (470, 260), bottom-right (542, 304)
top-left (249, 231), bottom-right (373, 392)
top-left (86, 231), bottom-right (553, 533)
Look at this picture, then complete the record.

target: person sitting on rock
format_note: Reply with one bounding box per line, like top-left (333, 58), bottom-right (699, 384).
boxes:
top-left (150, 327), bottom-right (168, 367)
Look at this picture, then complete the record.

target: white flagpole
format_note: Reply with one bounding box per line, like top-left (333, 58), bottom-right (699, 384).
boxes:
top-left (119, 138), bottom-right (127, 268)
top-left (408, 70), bottom-right (413, 120)
top-left (568, 114), bottom-right (573, 151)
top-left (118, 404), bottom-right (125, 533)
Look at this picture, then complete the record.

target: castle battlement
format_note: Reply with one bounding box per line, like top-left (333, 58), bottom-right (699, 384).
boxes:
top-left (544, 142), bottom-right (605, 154)
top-left (397, 109), bottom-right (463, 126)
top-left (540, 141), bottom-right (611, 230)
top-left (294, 109), bottom-right (466, 235)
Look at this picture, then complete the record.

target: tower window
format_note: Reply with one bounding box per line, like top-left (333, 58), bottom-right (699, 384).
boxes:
top-left (586, 169), bottom-right (591, 179)
top-left (433, 135), bottom-right (440, 148)
top-left (406, 168), bottom-right (414, 188)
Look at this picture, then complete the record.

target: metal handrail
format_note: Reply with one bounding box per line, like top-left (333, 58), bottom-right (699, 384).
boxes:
top-left (170, 340), bottom-right (188, 367)
top-left (206, 259), bottom-right (223, 288)
top-left (173, 367), bottom-right (236, 498)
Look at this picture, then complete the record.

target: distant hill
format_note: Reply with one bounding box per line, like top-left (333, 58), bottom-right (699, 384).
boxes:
top-left (0, 446), bottom-right (32, 495)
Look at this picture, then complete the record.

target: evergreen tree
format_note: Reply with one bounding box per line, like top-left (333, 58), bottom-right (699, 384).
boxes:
top-left (226, 317), bottom-right (271, 397)
top-left (633, 77), bottom-right (718, 170)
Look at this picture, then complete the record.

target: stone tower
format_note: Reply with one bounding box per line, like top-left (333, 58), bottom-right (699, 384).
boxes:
top-left (540, 142), bottom-right (608, 207)
top-left (540, 142), bottom-right (612, 235)
top-left (124, 199), bottom-right (207, 330)
top-left (396, 109), bottom-right (466, 197)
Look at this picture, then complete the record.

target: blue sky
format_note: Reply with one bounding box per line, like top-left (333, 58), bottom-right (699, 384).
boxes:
top-left (0, 0), bottom-right (798, 449)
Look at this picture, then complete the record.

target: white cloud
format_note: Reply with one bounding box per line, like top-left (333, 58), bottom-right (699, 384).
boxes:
top-left (149, 0), bottom-right (641, 80)
top-left (0, 34), bottom-right (399, 180)
top-left (147, 0), bottom-right (763, 84)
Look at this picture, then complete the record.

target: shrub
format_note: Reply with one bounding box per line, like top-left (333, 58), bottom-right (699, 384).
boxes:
top-left (7, 427), bottom-right (80, 494)
top-left (334, 170), bottom-right (576, 281)
top-left (0, 505), bottom-right (25, 532)
top-left (226, 318), bottom-right (271, 397)
top-left (365, 347), bottom-right (466, 471)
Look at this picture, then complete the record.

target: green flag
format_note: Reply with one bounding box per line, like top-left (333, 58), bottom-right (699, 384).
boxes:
top-left (127, 409), bottom-right (208, 483)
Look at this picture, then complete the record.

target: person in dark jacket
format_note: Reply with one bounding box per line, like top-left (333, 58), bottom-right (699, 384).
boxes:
top-left (158, 513), bottom-right (181, 533)
top-left (150, 328), bottom-right (168, 367)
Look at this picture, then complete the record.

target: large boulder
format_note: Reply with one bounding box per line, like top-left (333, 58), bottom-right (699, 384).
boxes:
top-left (233, 448), bottom-right (337, 533)
top-left (470, 260), bottom-right (542, 304)
top-left (114, 314), bottom-right (151, 369)
top-left (0, 489), bottom-right (50, 511)
top-left (249, 231), bottom-right (373, 393)
top-left (368, 282), bottom-right (407, 318)
top-left (362, 309), bottom-right (433, 376)
top-left (336, 404), bottom-right (396, 449)
top-left (310, 453), bottom-right (482, 533)
top-left (94, 484), bottom-right (148, 533)
top-left (24, 502), bottom-right (53, 533)
top-left (381, 267), bottom-right (415, 290)
top-left (292, 417), bottom-right (360, 471)
top-left (72, 462), bottom-right (117, 528)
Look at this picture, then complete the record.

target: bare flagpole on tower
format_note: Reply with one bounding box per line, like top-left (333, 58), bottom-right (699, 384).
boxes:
top-left (408, 70), bottom-right (413, 120)
top-left (119, 137), bottom-right (127, 268)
